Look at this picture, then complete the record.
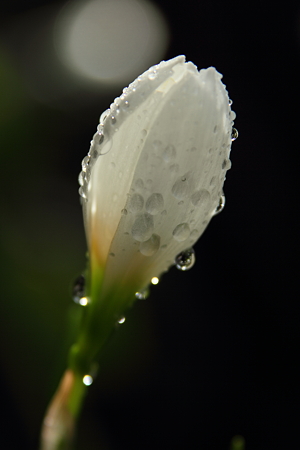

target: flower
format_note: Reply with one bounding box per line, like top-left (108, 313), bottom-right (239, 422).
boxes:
top-left (74, 56), bottom-right (236, 368)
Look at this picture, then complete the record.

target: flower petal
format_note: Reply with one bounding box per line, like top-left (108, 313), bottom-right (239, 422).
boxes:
top-left (80, 56), bottom-right (235, 295)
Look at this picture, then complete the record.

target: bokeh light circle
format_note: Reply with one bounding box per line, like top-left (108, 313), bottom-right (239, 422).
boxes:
top-left (54, 0), bottom-right (170, 86)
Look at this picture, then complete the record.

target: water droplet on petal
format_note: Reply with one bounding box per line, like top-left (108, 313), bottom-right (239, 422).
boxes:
top-left (135, 178), bottom-right (144, 190)
top-left (128, 193), bottom-right (144, 213)
top-left (145, 193), bottom-right (164, 215)
top-left (131, 213), bottom-right (154, 242)
top-left (140, 234), bottom-right (160, 256)
top-left (222, 159), bottom-right (232, 170)
top-left (118, 316), bottom-right (126, 324)
top-left (190, 189), bottom-right (210, 207)
top-left (175, 248), bottom-right (196, 271)
top-left (214, 193), bottom-right (226, 215)
top-left (231, 128), bottom-right (238, 141)
top-left (151, 277), bottom-right (159, 285)
top-left (99, 109), bottom-right (110, 124)
top-left (121, 208), bottom-right (128, 215)
top-left (172, 174), bottom-right (192, 200)
top-left (172, 223), bottom-right (190, 241)
top-left (162, 144), bottom-right (176, 162)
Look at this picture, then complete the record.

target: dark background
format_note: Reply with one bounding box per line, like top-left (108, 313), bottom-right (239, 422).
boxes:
top-left (0, 1), bottom-right (299, 449)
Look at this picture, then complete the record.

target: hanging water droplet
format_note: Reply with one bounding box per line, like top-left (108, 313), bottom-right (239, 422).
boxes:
top-left (231, 128), bottom-right (238, 141)
top-left (79, 297), bottom-right (89, 306)
top-left (229, 99), bottom-right (233, 106)
top-left (172, 223), bottom-right (190, 242)
top-left (145, 193), bottom-right (164, 215)
top-left (140, 234), bottom-right (160, 256)
top-left (135, 288), bottom-right (149, 300)
top-left (128, 193), bottom-right (144, 213)
top-left (175, 248), bottom-right (196, 271)
top-left (72, 275), bottom-right (85, 303)
top-left (118, 316), bottom-right (126, 324)
top-left (151, 277), bottom-right (159, 285)
top-left (214, 193), bottom-right (226, 215)
top-left (131, 213), bottom-right (154, 242)
top-left (82, 375), bottom-right (93, 386)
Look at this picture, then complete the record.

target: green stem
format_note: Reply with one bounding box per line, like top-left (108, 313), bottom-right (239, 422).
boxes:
top-left (40, 369), bottom-right (87, 450)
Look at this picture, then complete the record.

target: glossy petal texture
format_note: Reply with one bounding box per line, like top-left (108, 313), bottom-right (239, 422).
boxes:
top-left (80, 56), bottom-right (235, 294)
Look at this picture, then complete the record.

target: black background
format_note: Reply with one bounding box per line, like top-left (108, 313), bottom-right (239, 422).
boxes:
top-left (0, 1), bottom-right (299, 449)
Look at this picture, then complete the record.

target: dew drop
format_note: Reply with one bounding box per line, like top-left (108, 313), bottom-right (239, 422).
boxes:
top-left (83, 375), bottom-right (93, 386)
top-left (230, 111), bottom-right (236, 121)
top-left (190, 229), bottom-right (199, 239)
top-left (78, 186), bottom-right (87, 200)
top-left (141, 129), bottom-right (147, 138)
top-left (162, 144), bottom-right (176, 162)
top-left (175, 248), bottom-right (195, 271)
top-left (111, 115), bottom-right (117, 125)
top-left (135, 178), bottom-right (144, 190)
top-left (145, 193), bottom-right (164, 215)
top-left (118, 316), bottom-right (126, 324)
top-left (153, 140), bottom-right (162, 150)
top-left (128, 193), bottom-right (144, 213)
top-left (148, 70), bottom-right (157, 80)
top-left (78, 171), bottom-right (85, 186)
top-left (81, 156), bottom-right (90, 172)
top-left (169, 163), bottom-right (179, 173)
top-left (140, 234), bottom-right (160, 256)
top-left (151, 277), bottom-right (159, 285)
top-left (231, 128), bottom-right (238, 141)
top-left (222, 159), bottom-right (232, 170)
top-left (172, 223), bottom-right (190, 242)
top-left (99, 109), bottom-right (110, 124)
top-left (214, 193), bottom-right (226, 215)
top-left (72, 275), bottom-right (85, 304)
top-left (135, 288), bottom-right (149, 300)
top-left (172, 174), bottom-right (192, 200)
top-left (131, 213), bottom-right (154, 242)
top-left (229, 99), bottom-right (233, 106)
top-left (79, 297), bottom-right (89, 306)
top-left (190, 189), bottom-right (210, 208)
top-left (121, 208), bottom-right (127, 215)
top-left (213, 125), bottom-right (218, 133)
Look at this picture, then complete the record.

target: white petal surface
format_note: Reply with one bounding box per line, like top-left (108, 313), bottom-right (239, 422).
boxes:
top-left (80, 56), bottom-right (235, 294)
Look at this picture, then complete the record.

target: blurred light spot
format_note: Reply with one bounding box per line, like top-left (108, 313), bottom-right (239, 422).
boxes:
top-left (54, 0), bottom-right (169, 86)
top-left (82, 374), bottom-right (93, 385)
top-left (118, 316), bottom-right (126, 324)
top-left (79, 296), bottom-right (89, 306)
top-left (151, 276), bottom-right (159, 285)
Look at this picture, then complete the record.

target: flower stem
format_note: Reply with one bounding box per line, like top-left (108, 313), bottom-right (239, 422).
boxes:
top-left (40, 369), bottom-right (87, 450)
